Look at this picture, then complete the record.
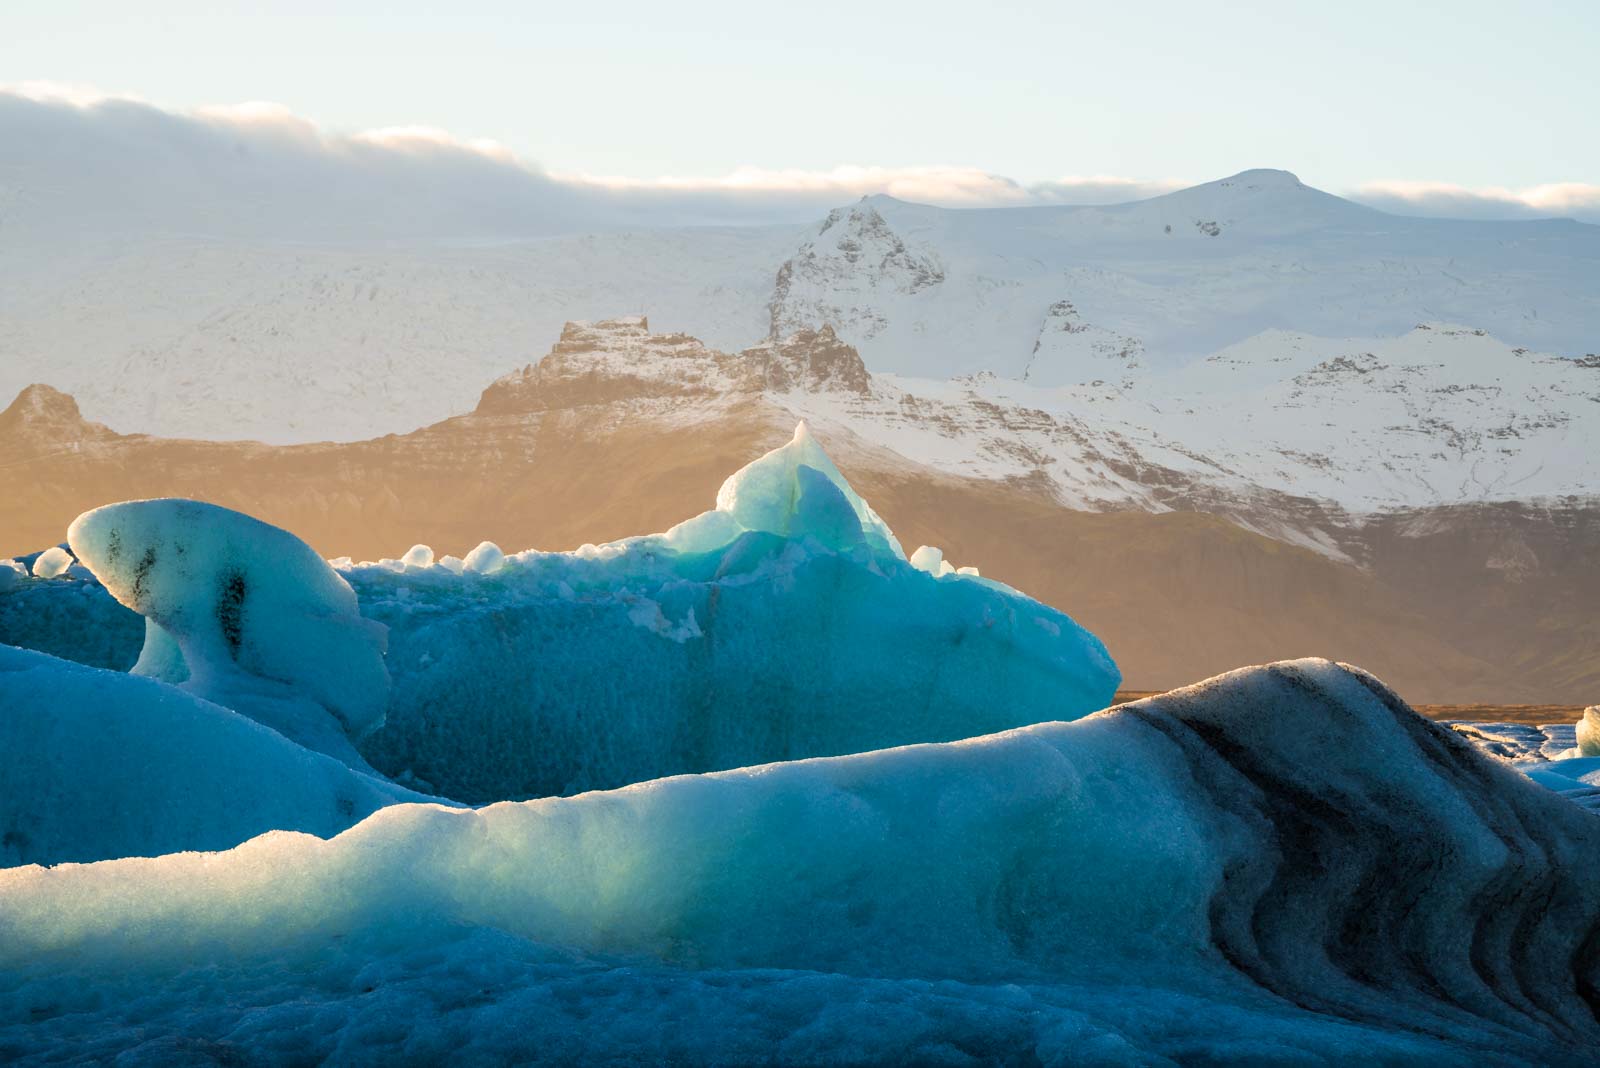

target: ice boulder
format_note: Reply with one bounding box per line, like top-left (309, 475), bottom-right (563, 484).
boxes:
top-left (401, 543), bottom-right (434, 568)
top-left (68, 499), bottom-right (391, 763)
top-left (463, 540), bottom-right (505, 574)
top-left (1577, 706), bottom-right (1600, 757)
top-left (0, 643), bottom-right (434, 867)
top-left (30, 545), bottom-right (72, 579)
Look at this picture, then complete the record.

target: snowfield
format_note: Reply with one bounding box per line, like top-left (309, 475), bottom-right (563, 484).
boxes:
top-left (2, 428), bottom-right (1599, 1065)
top-left (4, 170), bottom-right (1595, 446)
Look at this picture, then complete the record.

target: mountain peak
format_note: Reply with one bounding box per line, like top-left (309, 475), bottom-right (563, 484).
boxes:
top-left (1215, 168), bottom-right (1304, 187)
top-left (1, 384), bottom-right (90, 436)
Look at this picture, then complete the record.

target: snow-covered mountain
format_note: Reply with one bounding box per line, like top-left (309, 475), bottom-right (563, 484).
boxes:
top-left (4, 169), bottom-right (1595, 443)
top-left (0, 227), bottom-right (800, 442)
top-left (767, 169), bottom-right (1600, 383)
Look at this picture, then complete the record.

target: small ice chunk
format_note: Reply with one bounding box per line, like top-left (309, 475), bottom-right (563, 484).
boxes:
top-left (0, 559), bottom-right (25, 590)
top-left (464, 541), bottom-right (505, 574)
top-left (401, 544), bottom-right (434, 568)
top-left (910, 545), bottom-right (957, 578)
top-left (438, 555), bottom-right (466, 575)
top-left (31, 546), bottom-right (72, 579)
top-left (1577, 707), bottom-right (1600, 757)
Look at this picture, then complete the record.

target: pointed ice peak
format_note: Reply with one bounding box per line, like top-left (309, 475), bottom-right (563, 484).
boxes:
top-left (665, 422), bottom-right (906, 560)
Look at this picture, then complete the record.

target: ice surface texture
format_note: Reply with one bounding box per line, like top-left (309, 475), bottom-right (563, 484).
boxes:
top-left (3, 660), bottom-right (1597, 1064)
top-left (0, 644), bottom-right (434, 866)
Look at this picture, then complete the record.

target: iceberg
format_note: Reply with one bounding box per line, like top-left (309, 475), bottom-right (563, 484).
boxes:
top-left (5, 426), bottom-right (1121, 803)
top-left (2, 660), bottom-right (1596, 1064)
top-left (353, 424), bottom-right (1120, 800)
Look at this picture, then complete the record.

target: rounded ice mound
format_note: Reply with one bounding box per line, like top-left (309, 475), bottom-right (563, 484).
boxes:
top-left (463, 541), bottom-right (505, 575)
top-left (68, 500), bottom-right (391, 742)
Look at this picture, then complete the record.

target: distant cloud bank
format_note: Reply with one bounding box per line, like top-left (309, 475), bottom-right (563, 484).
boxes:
top-left (4, 83), bottom-right (1596, 234)
top-left (1350, 180), bottom-right (1600, 222)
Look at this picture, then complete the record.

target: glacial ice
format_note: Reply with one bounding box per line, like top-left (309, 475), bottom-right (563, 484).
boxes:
top-left (0, 643), bottom-right (433, 866)
top-left (350, 426), bottom-right (1119, 799)
top-left (67, 499), bottom-right (391, 763)
top-left (2, 427), bottom-right (1121, 803)
top-left (1577, 706), bottom-right (1600, 756)
top-left (910, 542), bottom-right (983, 578)
top-left (29, 545), bottom-right (71, 579)
top-left (12, 424), bottom-right (1599, 1061)
top-left (2, 660), bottom-right (1597, 1064)
top-left (672, 421), bottom-right (904, 559)
top-left (462, 539), bottom-right (505, 574)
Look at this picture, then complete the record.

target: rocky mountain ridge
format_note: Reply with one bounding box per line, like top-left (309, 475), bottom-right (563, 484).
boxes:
top-left (455, 317), bottom-right (1598, 562)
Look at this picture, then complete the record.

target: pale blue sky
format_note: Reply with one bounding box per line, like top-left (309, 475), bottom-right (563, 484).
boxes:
top-left (6, 0), bottom-right (1596, 191)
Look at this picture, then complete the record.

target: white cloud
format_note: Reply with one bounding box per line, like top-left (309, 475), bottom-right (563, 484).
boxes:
top-left (559, 164), bottom-right (1186, 209)
top-left (3, 84), bottom-right (1594, 238)
top-left (1350, 180), bottom-right (1600, 223)
top-left (0, 80), bottom-right (147, 107)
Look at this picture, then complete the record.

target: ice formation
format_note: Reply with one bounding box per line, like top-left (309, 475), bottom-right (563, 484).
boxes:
top-left (3, 428), bottom-right (1118, 801)
top-left (1577, 706), bottom-right (1600, 757)
top-left (67, 499), bottom-right (390, 763)
top-left (0, 644), bottom-right (433, 866)
top-left (909, 543), bottom-right (978, 578)
top-left (350, 425), bottom-right (1119, 800)
top-left (462, 539), bottom-right (505, 574)
top-left (2, 660), bottom-right (1597, 1063)
top-left (29, 545), bottom-right (72, 579)
top-left (667, 421), bottom-right (903, 558)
